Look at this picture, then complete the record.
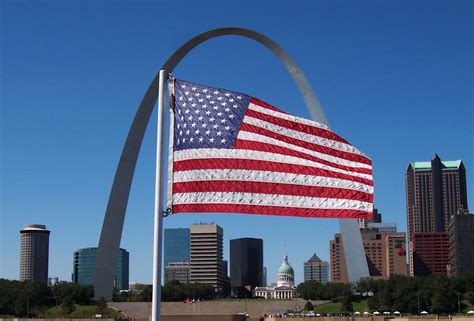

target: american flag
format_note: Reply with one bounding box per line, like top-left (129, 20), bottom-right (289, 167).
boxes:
top-left (167, 79), bottom-right (373, 219)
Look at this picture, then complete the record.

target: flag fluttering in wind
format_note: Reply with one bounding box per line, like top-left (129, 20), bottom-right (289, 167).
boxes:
top-left (167, 79), bottom-right (373, 219)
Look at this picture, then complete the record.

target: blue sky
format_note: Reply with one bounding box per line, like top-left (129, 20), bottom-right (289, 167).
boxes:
top-left (1, 0), bottom-right (472, 285)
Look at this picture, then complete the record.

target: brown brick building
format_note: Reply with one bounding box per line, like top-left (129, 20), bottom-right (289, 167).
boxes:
top-left (409, 232), bottom-right (449, 276)
top-left (330, 230), bottom-right (407, 283)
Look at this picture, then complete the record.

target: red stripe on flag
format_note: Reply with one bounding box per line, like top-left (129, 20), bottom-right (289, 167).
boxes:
top-left (235, 139), bottom-right (372, 175)
top-left (250, 97), bottom-right (288, 114)
top-left (173, 181), bottom-right (373, 202)
top-left (172, 203), bottom-right (371, 218)
top-left (239, 123), bottom-right (371, 166)
top-left (173, 158), bottom-right (373, 186)
top-left (246, 106), bottom-right (348, 144)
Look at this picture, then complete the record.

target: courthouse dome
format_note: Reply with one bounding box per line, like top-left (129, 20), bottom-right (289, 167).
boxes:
top-left (278, 254), bottom-right (294, 275)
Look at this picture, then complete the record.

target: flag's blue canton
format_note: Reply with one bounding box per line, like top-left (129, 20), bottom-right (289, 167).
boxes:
top-left (173, 79), bottom-right (251, 151)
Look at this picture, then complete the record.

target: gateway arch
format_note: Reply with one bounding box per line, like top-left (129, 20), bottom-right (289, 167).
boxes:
top-left (92, 27), bottom-right (369, 300)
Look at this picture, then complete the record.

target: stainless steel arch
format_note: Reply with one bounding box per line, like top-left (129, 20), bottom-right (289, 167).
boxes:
top-left (92, 27), bottom-right (369, 300)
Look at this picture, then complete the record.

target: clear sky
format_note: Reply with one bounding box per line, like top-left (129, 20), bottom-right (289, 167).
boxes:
top-left (1, 0), bottom-right (473, 285)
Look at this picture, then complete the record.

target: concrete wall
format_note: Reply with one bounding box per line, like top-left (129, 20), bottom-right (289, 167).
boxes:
top-left (134, 316), bottom-right (246, 321)
top-left (264, 317), bottom-right (474, 321)
top-left (110, 300), bottom-right (326, 319)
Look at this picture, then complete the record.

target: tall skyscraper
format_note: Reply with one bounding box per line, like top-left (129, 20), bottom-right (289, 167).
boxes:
top-left (230, 238), bottom-right (264, 289)
top-left (304, 253), bottom-right (329, 283)
top-left (331, 230), bottom-right (407, 283)
top-left (164, 228), bottom-right (190, 267)
top-left (406, 155), bottom-right (468, 276)
top-left (448, 210), bottom-right (474, 276)
top-left (72, 247), bottom-right (129, 290)
top-left (406, 155), bottom-right (468, 234)
top-left (190, 224), bottom-right (226, 292)
top-left (20, 224), bottom-right (50, 283)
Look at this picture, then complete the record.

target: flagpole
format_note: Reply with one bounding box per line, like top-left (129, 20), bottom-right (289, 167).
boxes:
top-left (152, 69), bottom-right (167, 321)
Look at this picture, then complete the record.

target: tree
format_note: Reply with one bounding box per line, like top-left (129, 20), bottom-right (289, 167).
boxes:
top-left (60, 296), bottom-right (75, 316)
top-left (13, 280), bottom-right (52, 317)
top-left (465, 291), bottom-right (474, 305)
top-left (430, 277), bottom-right (456, 314)
top-left (52, 282), bottom-right (93, 305)
top-left (304, 301), bottom-right (314, 311)
top-left (340, 289), bottom-right (353, 313)
top-left (0, 279), bottom-right (21, 315)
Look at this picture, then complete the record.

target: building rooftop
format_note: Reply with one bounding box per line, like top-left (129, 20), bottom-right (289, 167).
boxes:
top-left (306, 253), bottom-right (322, 262)
top-left (410, 160), bottom-right (462, 170)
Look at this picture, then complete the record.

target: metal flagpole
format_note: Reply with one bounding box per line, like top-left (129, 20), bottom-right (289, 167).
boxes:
top-left (152, 69), bottom-right (167, 321)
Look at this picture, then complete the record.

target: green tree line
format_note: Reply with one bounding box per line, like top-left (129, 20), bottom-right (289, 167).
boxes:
top-left (297, 274), bottom-right (474, 315)
top-left (0, 279), bottom-right (94, 317)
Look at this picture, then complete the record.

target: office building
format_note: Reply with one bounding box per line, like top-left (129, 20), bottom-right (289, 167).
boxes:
top-left (190, 224), bottom-right (226, 292)
top-left (164, 262), bottom-right (191, 284)
top-left (164, 228), bottom-right (190, 267)
top-left (406, 155), bottom-right (468, 234)
top-left (331, 230), bottom-right (407, 283)
top-left (448, 211), bottom-right (474, 276)
top-left (406, 155), bottom-right (468, 276)
top-left (20, 224), bottom-right (50, 283)
top-left (230, 238), bottom-right (264, 289)
top-left (304, 253), bottom-right (329, 283)
top-left (72, 247), bottom-right (129, 290)
top-left (409, 232), bottom-right (449, 276)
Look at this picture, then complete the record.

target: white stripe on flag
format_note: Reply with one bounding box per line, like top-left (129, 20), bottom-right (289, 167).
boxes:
top-left (249, 103), bottom-right (330, 131)
top-left (237, 130), bottom-right (372, 172)
top-left (173, 191), bottom-right (372, 210)
top-left (243, 115), bottom-right (364, 156)
top-left (173, 169), bottom-right (374, 193)
top-left (174, 148), bottom-right (372, 180)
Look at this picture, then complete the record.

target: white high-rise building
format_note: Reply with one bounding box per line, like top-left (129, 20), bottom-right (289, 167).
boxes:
top-left (20, 224), bottom-right (50, 283)
top-left (190, 224), bottom-right (226, 292)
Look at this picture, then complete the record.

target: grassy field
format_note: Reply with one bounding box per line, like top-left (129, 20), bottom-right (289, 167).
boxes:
top-left (314, 302), bottom-right (342, 314)
top-left (353, 300), bottom-right (370, 313)
top-left (314, 300), bottom-right (369, 314)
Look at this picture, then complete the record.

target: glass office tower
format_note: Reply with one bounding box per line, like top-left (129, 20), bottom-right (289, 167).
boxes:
top-left (72, 247), bottom-right (129, 290)
top-left (164, 228), bottom-right (190, 266)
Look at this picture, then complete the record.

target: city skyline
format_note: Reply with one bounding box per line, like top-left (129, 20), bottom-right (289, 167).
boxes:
top-left (1, 1), bottom-right (473, 285)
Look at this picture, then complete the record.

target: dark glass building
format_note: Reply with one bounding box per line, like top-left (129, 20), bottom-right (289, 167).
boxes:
top-left (72, 247), bottom-right (129, 290)
top-left (230, 238), bottom-right (263, 288)
top-left (20, 224), bottom-right (50, 283)
top-left (164, 228), bottom-right (190, 267)
top-left (448, 210), bottom-right (474, 276)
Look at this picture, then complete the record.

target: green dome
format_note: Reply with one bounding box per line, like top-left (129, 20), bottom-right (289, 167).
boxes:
top-left (278, 264), bottom-right (294, 274)
top-left (278, 254), bottom-right (294, 274)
